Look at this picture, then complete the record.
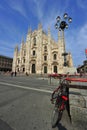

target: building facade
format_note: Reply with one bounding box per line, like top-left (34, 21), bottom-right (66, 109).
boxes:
top-left (77, 60), bottom-right (87, 73)
top-left (12, 24), bottom-right (73, 74)
top-left (0, 55), bottom-right (13, 72)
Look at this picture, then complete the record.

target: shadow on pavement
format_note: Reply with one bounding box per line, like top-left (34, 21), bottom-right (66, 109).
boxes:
top-left (0, 119), bottom-right (14, 130)
top-left (57, 123), bottom-right (67, 130)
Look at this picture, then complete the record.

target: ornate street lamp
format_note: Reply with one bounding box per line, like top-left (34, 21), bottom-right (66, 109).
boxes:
top-left (55, 13), bottom-right (72, 66)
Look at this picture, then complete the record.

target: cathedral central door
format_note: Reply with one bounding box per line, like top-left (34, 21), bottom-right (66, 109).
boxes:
top-left (32, 64), bottom-right (36, 73)
top-left (54, 65), bottom-right (57, 73)
top-left (44, 66), bottom-right (47, 73)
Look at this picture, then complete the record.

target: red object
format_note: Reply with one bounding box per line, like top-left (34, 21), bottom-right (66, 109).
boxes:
top-left (85, 49), bottom-right (87, 55)
top-left (62, 96), bottom-right (68, 101)
top-left (66, 77), bottom-right (87, 82)
top-left (48, 73), bottom-right (59, 77)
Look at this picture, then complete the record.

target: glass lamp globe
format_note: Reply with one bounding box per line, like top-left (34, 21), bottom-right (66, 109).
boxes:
top-left (68, 17), bottom-right (72, 23)
top-left (55, 23), bottom-right (58, 29)
top-left (66, 24), bottom-right (68, 29)
top-left (56, 16), bottom-right (61, 22)
top-left (63, 13), bottom-right (68, 19)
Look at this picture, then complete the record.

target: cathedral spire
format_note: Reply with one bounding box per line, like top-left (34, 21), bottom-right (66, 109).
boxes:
top-left (15, 45), bottom-right (18, 52)
top-left (20, 37), bottom-right (24, 49)
top-left (22, 37), bottom-right (24, 44)
top-left (38, 23), bottom-right (42, 30)
top-left (28, 27), bottom-right (32, 34)
top-left (48, 26), bottom-right (51, 36)
top-left (48, 26), bottom-right (51, 45)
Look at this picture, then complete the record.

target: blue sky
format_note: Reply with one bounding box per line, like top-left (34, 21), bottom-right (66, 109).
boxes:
top-left (0, 0), bottom-right (87, 67)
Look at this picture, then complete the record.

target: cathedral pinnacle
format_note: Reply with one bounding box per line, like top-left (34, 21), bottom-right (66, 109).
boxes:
top-left (15, 45), bottom-right (18, 52)
top-left (48, 26), bottom-right (51, 35)
top-left (22, 37), bottom-right (24, 43)
top-left (28, 27), bottom-right (32, 34)
top-left (38, 23), bottom-right (42, 30)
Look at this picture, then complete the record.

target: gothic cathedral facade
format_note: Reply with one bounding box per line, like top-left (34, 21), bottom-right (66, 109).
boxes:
top-left (12, 24), bottom-right (73, 74)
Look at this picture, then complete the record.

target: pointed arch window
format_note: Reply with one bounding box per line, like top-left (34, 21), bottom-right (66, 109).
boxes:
top-left (33, 37), bottom-right (36, 46)
top-left (44, 55), bottom-right (47, 61)
top-left (44, 45), bottom-right (47, 52)
top-left (23, 59), bottom-right (25, 63)
top-left (54, 54), bottom-right (57, 60)
top-left (17, 58), bottom-right (20, 64)
top-left (33, 50), bottom-right (35, 56)
top-left (24, 50), bottom-right (26, 56)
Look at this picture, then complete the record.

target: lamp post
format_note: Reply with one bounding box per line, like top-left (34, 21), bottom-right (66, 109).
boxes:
top-left (55, 13), bottom-right (72, 66)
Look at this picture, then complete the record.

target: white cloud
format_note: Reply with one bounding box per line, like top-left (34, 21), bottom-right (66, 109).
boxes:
top-left (28, 0), bottom-right (46, 20)
top-left (28, 0), bottom-right (69, 29)
top-left (7, 0), bottom-right (28, 18)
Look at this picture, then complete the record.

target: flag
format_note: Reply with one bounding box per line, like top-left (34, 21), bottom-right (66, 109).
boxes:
top-left (85, 49), bottom-right (87, 55)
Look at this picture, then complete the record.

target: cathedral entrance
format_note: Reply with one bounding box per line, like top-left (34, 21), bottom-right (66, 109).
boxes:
top-left (44, 66), bottom-right (47, 73)
top-left (54, 65), bottom-right (57, 73)
top-left (32, 64), bottom-right (36, 73)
